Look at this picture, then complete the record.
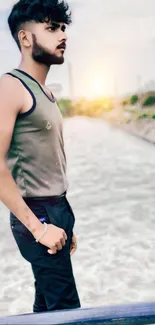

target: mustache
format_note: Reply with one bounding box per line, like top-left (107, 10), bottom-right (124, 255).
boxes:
top-left (57, 42), bottom-right (66, 49)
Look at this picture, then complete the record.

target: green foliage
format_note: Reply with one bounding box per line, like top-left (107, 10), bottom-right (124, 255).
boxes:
top-left (130, 95), bottom-right (139, 105)
top-left (142, 96), bottom-right (155, 107)
top-left (75, 98), bottom-right (113, 117)
top-left (58, 98), bottom-right (114, 117)
top-left (139, 114), bottom-right (149, 119)
top-left (58, 99), bottom-right (73, 116)
top-left (121, 100), bottom-right (128, 106)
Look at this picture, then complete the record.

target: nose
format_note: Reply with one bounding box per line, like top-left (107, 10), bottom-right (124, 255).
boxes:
top-left (59, 30), bottom-right (68, 42)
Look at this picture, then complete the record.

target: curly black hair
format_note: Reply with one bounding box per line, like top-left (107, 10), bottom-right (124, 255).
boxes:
top-left (8, 0), bottom-right (72, 49)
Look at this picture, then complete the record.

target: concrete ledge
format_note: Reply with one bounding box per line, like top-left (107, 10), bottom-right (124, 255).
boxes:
top-left (1, 301), bottom-right (155, 324)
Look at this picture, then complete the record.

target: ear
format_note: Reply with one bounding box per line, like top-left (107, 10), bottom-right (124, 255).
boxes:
top-left (18, 30), bottom-right (32, 48)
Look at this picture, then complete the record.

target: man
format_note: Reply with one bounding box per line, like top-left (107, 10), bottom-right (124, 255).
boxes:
top-left (0, 0), bottom-right (80, 313)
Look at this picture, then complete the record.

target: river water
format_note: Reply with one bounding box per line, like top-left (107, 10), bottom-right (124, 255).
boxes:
top-left (1, 116), bottom-right (155, 316)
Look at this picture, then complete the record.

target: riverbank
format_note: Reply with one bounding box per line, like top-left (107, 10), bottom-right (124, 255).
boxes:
top-left (59, 98), bottom-right (155, 144)
top-left (120, 119), bottom-right (155, 145)
top-left (102, 104), bottom-right (155, 145)
top-left (58, 98), bottom-right (155, 145)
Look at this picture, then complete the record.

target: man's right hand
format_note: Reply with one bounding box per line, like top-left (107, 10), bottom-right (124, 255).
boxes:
top-left (34, 224), bottom-right (67, 255)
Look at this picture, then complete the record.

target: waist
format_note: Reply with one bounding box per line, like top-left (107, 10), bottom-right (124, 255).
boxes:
top-left (23, 191), bottom-right (67, 204)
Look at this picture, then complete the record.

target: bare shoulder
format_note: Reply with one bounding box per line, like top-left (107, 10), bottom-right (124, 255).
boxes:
top-left (0, 73), bottom-right (24, 90)
top-left (0, 74), bottom-right (24, 115)
top-left (0, 74), bottom-right (26, 157)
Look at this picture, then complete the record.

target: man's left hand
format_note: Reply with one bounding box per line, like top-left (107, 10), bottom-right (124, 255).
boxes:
top-left (70, 233), bottom-right (77, 256)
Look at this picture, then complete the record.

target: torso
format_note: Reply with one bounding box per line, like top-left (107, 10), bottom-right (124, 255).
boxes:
top-left (6, 69), bottom-right (68, 198)
top-left (7, 75), bottom-right (54, 115)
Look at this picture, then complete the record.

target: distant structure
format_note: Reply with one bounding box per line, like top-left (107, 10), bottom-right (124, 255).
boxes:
top-left (144, 80), bottom-right (155, 93)
top-left (68, 62), bottom-right (74, 100)
top-left (48, 83), bottom-right (63, 99)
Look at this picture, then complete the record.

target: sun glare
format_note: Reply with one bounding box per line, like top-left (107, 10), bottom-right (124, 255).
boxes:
top-left (89, 78), bottom-right (105, 99)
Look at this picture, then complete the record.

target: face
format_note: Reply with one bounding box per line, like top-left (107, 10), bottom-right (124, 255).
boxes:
top-left (22, 21), bottom-right (68, 66)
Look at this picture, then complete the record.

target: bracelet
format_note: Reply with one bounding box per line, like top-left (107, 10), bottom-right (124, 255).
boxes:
top-left (36, 222), bottom-right (48, 243)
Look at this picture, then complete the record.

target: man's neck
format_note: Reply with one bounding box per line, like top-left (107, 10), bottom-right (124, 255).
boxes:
top-left (18, 59), bottom-right (50, 86)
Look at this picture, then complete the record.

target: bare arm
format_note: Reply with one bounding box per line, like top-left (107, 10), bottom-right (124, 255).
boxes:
top-left (0, 75), bottom-right (67, 253)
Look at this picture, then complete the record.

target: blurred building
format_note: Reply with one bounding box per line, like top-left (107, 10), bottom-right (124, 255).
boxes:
top-left (143, 80), bottom-right (155, 93)
top-left (48, 83), bottom-right (63, 99)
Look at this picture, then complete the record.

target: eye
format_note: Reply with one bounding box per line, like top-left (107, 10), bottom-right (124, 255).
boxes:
top-left (62, 26), bottom-right (66, 32)
top-left (48, 26), bottom-right (57, 31)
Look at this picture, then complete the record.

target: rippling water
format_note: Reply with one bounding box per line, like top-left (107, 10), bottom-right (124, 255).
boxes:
top-left (1, 116), bottom-right (155, 316)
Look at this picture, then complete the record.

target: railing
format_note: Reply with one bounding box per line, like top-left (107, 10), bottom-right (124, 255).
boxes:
top-left (1, 301), bottom-right (155, 324)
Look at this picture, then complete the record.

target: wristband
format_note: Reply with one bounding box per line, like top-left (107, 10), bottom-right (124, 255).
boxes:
top-left (36, 222), bottom-right (48, 243)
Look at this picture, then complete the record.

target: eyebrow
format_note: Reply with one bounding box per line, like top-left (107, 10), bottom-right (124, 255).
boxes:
top-left (48, 22), bottom-right (66, 31)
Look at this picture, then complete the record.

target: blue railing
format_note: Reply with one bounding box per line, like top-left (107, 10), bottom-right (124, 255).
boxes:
top-left (1, 301), bottom-right (155, 324)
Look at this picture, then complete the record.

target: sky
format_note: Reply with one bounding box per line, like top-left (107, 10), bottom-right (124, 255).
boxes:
top-left (0, 0), bottom-right (155, 98)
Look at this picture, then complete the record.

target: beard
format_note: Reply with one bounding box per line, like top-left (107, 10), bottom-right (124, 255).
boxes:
top-left (31, 34), bottom-right (64, 66)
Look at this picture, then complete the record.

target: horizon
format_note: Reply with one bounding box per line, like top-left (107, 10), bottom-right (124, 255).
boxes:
top-left (0, 0), bottom-right (155, 99)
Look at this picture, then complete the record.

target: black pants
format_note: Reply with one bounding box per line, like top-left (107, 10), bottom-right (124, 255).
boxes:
top-left (10, 194), bottom-right (81, 312)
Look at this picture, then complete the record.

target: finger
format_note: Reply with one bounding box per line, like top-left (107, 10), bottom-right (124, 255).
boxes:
top-left (62, 230), bottom-right (67, 241)
top-left (72, 235), bottom-right (77, 245)
top-left (72, 239), bottom-right (77, 248)
top-left (48, 246), bottom-right (57, 255)
top-left (70, 243), bottom-right (77, 252)
top-left (60, 236), bottom-right (66, 247)
top-left (73, 239), bottom-right (77, 247)
top-left (48, 249), bottom-right (57, 255)
top-left (55, 242), bottom-right (62, 251)
top-left (70, 247), bottom-right (77, 256)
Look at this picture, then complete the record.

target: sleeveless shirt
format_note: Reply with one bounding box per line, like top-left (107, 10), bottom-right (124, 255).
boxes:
top-left (6, 69), bottom-right (68, 197)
